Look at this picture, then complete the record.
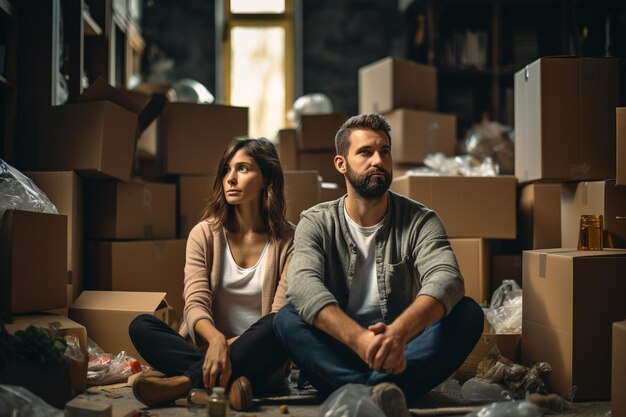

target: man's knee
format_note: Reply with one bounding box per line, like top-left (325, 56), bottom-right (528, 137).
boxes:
top-left (454, 297), bottom-right (484, 337)
top-left (272, 303), bottom-right (301, 338)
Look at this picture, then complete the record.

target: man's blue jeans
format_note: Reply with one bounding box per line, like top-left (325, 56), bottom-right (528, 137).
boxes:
top-left (273, 297), bottom-right (484, 398)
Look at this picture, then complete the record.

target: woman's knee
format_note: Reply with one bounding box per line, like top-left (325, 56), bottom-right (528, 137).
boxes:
top-left (128, 313), bottom-right (158, 340)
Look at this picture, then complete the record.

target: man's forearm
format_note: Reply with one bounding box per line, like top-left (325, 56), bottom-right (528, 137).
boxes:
top-left (313, 303), bottom-right (369, 353)
top-left (388, 294), bottom-right (445, 342)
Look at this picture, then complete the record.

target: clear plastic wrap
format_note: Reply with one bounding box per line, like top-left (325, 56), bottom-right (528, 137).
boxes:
top-left (0, 159), bottom-right (58, 220)
top-left (415, 153), bottom-right (499, 177)
top-left (86, 340), bottom-right (143, 386)
top-left (319, 384), bottom-right (385, 417)
top-left (0, 385), bottom-right (64, 417)
top-left (465, 400), bottom-right (543, 417)
top-left (288, 93), bottom-right (334, 126)
top-left (464, 116), bottom-right (514, 175)
top-left (484, 280), bottom-right (522, 334)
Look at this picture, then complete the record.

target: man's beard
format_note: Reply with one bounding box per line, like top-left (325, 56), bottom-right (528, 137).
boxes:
top-left (345, 162), bottom-right (392, 200)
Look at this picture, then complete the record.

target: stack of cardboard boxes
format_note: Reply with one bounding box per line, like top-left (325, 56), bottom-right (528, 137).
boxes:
top-left (514, 56), bottom-right (626, 401)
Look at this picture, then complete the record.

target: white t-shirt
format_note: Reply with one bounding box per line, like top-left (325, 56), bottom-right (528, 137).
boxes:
top-left (212, 231), bottom-right (269, 339)
top-left (344, 207), bottom-right (384, 327)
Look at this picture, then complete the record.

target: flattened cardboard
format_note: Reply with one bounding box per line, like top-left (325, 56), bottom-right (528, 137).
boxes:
top-left (384, 109), bottom-right (457, 165)
top-left (522, 249), bottom-right (626, 399)
top-left (284, 171), bottom-right (320, 224)
top-left (359, 57), bottom-right (437, 114)
top-left (84, 180), bottom-right (176, 239)
top-left (390, 175), bottom-right (517, 238)
top-left (25, 171), bottom-right (83, 305)
top-left (0, 210), bottom-right (67, 313)
top-left (449, 239), bottom-right (490, 305)
top-left (69, 291), bottom-right (169, 364)
top-left (179, 175), bottom-right (215, 238)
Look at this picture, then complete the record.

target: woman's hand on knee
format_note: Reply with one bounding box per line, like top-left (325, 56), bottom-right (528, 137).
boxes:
top-left (202, 336), bottom-right (232, 389)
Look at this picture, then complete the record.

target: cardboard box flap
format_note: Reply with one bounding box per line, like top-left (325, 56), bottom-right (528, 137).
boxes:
top-left (71, 290), bottom-right (169, 313)
top-left (77, 78), bottom-right (167, 135)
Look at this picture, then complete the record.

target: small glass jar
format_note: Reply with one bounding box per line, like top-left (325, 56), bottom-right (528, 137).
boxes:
top-left (578, 214), bottom-right (603, 251)
top-left (207, 387), bottom-right (229, 417)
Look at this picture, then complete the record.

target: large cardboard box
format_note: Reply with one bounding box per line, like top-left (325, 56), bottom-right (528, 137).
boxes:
top-left (390, 175), bottom-right (517, 238)
top-left (522, 249), bottom-right (626, 400)
top-left (299, 151), bottom-right (343, 184)
top-left (561, 180), bottom-right (626, 249)
top-left (278, 128), bottom-right (298, 170)
top-left (514, 57), bottom-right (619, 183)
top-left (320, 184), bottom-right (346, 203)
top-left (618, 108), bottom-right (626, 186)
top-left (519, 183), bottom-right (561, 250)
top-left (297, 113), bottom-right (345, 151)
top-left (25, 171), bottom-right (83, 306)
top-left (449, 239), bottom-right (490, 305)
top-left (284, 171), bottom-right (320, 224)
top-left (613, 321), bottom-right (626, 417)
top-left (161, 103), bottom-right (248, 175)
top-left (85, 180), bottom-right (176, 239)
top-left (69, 291), bottom-right (169, 364)
top-left (37, 79), bottom-right (164, 181)
top-left (85, 239), bottom-right (186, 320)
top-left (0, 210), bottom-right (67, 313)
top-left (179, 175), bottom-right (215, 237)
top-left (384, 109), bottom-right (457, 165)
top-left (359, 57), bottom-right (437, 114)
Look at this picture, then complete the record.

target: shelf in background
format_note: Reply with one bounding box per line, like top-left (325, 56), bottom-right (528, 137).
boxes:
top-left (83, 9), bottom-right (103, 36)
top-left (0, 0), bottom-right (13, 18)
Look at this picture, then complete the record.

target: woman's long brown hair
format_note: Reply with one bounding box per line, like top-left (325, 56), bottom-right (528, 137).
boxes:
top-left (200, 137), bottom-right (288, 241)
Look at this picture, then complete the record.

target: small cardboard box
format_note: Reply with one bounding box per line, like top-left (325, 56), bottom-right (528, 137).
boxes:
top-left (37, 78), bottom-right (165, 181)
top-left (85, 239), bottom-right (186, 320)
top-left (25, 171), bottom-right (83, 306)
top-left (449, 239), bottom-right (490, 305)
top-left (161, 103), bottom-right (248, 175)
top-left (359, 57), bottom-right (437, 114)
top-left (84, 180), bottom-right (176, 239)
top-left (278, 128), bottom-right (298, 170)
top-left (522, 249), bottom-right (626, 400)
top-left (613, 320), bottom-right (626, 417)
top-left (390, 175), bottom-right (517, 239)
top-left (561, 180), bottom-right (626, 249)
top-left (617, 108), bottom-right (626, 186)
top-left (299, 151), bottom-right (343, 184)
top-left (297, 113), bottom-right (345, 151)
top-left (284, 171), bottom-right (320, 224)
top-left (179, 175), bottom-right (215, 237)
top-left (519, 183), bottom-right (562, 250)
top-left (0, 210), bottom-right (67, 313)
top-left (69, 291), bottom-right (170, 364)
top-left (384, 108), bottom-right (457, 165)
top-left (514, 57), bottom-right (619, 183)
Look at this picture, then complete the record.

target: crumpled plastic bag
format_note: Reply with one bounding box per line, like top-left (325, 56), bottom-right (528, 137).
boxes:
top-left (288, 93), bottom-right (334, 126)
top-left (86, 340), bottom-right (143, 386)
top-left (0, 385), bottom-right (64, 417)
top-left (484, 280), bottom-right (522, 334)
top-left (0, 159), bottom-right (57, 220)
top-left (412, 153), bottom-right (499, 176)
top-left (465, 400), bottom-right (543, 417)
top-left (464, 117), bottom-right (514, 175)
top-left (319, 384), bottom-right (385, 417)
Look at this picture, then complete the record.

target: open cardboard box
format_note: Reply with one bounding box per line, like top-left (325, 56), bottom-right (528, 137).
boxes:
top-left (69, 291), bottom-right (170, 364)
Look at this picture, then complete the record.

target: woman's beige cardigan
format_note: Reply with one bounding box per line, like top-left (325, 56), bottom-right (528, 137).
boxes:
top-left (179, 219), bottom-right (295, 344)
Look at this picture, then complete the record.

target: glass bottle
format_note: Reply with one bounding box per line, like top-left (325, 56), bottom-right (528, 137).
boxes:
top-left (207, 387), bottom-right (229, 417)
top-left (578, 214), bottom-right (603, 251)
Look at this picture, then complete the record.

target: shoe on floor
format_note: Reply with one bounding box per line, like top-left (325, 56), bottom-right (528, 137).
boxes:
top-left (228, 376), bottom-right (253, 411)
top-left (132, 374), bottom-right (193, 408)
top-left (370, 382), bottom-right (411, 417)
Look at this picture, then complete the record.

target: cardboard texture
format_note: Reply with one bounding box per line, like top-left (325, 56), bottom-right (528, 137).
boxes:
top-left (69, 291), bottom-right (169, 364)
top-left (519, 183), bottom-right (562, 250)
top-left (299, 151), bottom-right (343, 184)
top-left (618, 108), bottom-right (626, 186)
top-left (85, 180), bottom-right (176, 239)
top-left (522, 249), bottom-right (626, 400)
top-left (278, 128), bottom-right (298, 170)
top-left (384, 109), bottom-right (457, 165)
top-left (390, 175), bottom-right (517, 238)
top-left (514, 57), bottom-right (619, 183)
top-left (613, 321), bottom-right (626, 417)
top-left (37, 78), bottom-right (164, 181)
top-left (449, 239), bottom-right (490, 305)
top-left (297, 113), bottom-right (346, 151)
top-left (161, 103), bottom-right (248, 175)
top-left (320, 184), bottom-right (346, 203)
top-left (85, 239), bottom-right (186, 320)
top-left (179, 175), bottom-right (215, 237)
top-left (0, 210), bottom-right (67, 313)
top-left (284, 171), bottom-right (320, 224)
top-left (561, 180), bottom-right (626, 249)
top-left (491, 254), bottom-right (522, 289)
top-left (359, 57), bottom-right (437, 114)
top-left (25, 171), bottom-right (83, 306)
top-left (136, 118), bottom-right (159, 160)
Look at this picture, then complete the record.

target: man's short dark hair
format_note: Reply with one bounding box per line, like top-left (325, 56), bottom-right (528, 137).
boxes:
top-left (334, 113), bottom-right (392, 157)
